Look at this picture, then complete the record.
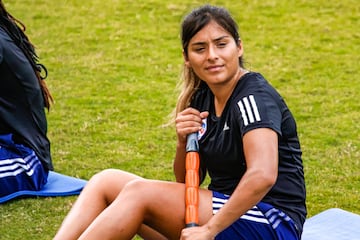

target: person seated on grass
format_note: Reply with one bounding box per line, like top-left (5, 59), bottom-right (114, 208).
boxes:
top-left (54, 4), bottom-right (306, 240)
top-left (0, 0), bottom-right (53, 197)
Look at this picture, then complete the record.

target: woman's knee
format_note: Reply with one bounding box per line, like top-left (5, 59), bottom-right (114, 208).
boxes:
top-left (87, 169), bottom-right (141, 203)
top-left (121, 179), bottom-right (150, 195)
top-left (88, 169), bottom-right (117, 186)
top-left (120, 180), bottom-right (184, 213)
top-left (89, 169), bottom-right (140, 185)
top-left (120, 179), bottom-right (162, 206)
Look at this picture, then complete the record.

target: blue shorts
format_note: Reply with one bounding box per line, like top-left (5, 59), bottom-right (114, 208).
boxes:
top-left (0, 134), bottom-right (48, 197)
top-left (212, 191), bottom-right (300, 240)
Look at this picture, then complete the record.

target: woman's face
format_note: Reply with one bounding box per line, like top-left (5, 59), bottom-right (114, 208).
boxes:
top-left (184, 20), bottom-right (243, 87)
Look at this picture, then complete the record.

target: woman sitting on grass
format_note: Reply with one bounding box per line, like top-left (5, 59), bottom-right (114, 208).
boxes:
top-left (0, 0), bottom-right (53, 198)
top-left (54, 4), bottom-right (306, 240)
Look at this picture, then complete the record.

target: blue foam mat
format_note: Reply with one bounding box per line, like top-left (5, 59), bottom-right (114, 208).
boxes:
top-left (0, 171), bottom-right (87, 203)
top-left (302, 208), bottom-right (360, 240)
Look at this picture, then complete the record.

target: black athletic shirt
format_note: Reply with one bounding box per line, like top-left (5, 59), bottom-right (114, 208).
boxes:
top-left (191, 72), bottom-right (306, 234)
top-left (0, 27), bottom-right (53, 171)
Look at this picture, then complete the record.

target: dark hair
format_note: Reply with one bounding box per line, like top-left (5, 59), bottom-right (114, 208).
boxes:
top-left (0, 1), bottom-right (53, 109)
top-left (181, 4), bottom-right (243, 67)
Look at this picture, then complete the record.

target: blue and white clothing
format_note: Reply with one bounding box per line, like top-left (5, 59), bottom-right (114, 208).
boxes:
top-left (213, 192), bottom-right (300, 239)
top-left (0, 134), bottom-right (48, 197)
top-left (0, 26), bottom-right (52, 197)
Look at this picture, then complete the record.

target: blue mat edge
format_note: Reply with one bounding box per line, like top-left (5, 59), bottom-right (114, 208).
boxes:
top-left (0, 171), bottom-right (87, 203)
top-left (302, 208), bottom-right (360, 239)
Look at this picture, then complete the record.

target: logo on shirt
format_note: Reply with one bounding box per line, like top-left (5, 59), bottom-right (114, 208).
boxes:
top-left (223, 121), bottom-right (230, 131)
top-left (198, 118), bottom-right (207, 140)
top-left (237, 95), bottom-right (261, 126)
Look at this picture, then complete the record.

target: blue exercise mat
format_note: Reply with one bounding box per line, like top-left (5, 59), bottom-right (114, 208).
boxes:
top-left (0, 171), bottom-right (87, 203)
top-left (302, 208), bottom-right (360, 240)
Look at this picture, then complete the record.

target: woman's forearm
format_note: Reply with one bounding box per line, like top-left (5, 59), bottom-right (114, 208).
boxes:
top-left (173, 141), bottom-right (187, 183)
top-left (204, 167), bottom-right (276, 237)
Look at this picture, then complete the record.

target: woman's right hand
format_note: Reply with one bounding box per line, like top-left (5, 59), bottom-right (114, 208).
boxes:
top-left (175, 108), bottom-right (209, 145)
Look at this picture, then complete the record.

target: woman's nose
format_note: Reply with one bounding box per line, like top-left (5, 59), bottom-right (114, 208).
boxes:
top-left (207, 46), bottom-right (218, 61)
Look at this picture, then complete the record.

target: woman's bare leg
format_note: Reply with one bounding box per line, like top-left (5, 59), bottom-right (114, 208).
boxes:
top-left (78, 179), bottom-right (213, 240)
top-left (137, 224), bottom-right (168, 240)
top-left (54, 169), bottom-right (142, 240)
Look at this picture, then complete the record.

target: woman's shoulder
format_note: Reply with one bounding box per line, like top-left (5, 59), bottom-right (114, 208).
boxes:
top-left (0, 26), bottom-right (11, 41)
top-left (232, 72), bottom-right (266, 98)
top-left (241, 71), bottom-right (268, 84)
top-left (0, 27), bottom-right (15, 61)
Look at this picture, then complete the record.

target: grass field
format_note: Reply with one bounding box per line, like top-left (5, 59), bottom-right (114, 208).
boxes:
top-left (1, 0), bottom-right (359, 239)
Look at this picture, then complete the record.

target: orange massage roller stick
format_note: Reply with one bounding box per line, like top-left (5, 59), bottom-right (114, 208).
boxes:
top-left (185, 132), bottom-right (200, 228)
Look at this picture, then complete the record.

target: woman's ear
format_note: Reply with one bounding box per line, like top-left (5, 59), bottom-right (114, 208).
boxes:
top-left (237, 39), bottom-right (244, 58)
top-left (183, 50), bottom-right (190, 67)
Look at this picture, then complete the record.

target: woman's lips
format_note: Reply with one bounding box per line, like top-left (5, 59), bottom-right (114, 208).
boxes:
top-left (206, 65), bottom-right (223, 72)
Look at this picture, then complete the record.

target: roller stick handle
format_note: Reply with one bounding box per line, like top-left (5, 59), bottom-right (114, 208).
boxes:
top-left (185, 133), bottom-right (200, 228)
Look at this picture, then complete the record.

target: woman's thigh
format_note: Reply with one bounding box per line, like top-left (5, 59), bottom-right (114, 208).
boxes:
top-left (116, 179), bottom-right (213, 239)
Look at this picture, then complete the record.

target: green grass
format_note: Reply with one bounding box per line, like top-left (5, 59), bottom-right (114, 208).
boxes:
top-left (1, 0), bottom-right (359, 239)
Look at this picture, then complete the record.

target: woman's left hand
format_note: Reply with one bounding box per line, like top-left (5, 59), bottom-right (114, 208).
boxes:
top-left (180, 226), bottom-right (215, 240)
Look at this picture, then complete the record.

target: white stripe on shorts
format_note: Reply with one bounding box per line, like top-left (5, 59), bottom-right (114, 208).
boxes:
top-left (212, 195), bottom-right (270, 225)
top-left (265, 207), bottom-right (292, 229)
top-left (0, 152), bottom-right (39, 178)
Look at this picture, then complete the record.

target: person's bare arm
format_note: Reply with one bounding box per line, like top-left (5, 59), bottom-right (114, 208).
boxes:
top-left (181, 128), bottom-right (278, 239)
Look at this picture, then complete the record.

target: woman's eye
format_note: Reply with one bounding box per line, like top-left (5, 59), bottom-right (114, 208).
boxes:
top-left (195, 47), bottom-right (205, 52)
top-left (217, 42), bottom-right (227, 48)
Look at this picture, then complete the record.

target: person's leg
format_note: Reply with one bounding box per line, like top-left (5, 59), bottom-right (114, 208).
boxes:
top-left (54, 169), bottom-right (142, 240)
top-left (78, 179), bottom-right (213, 240)
top-left (137, 224), bottom-right (168, 240)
